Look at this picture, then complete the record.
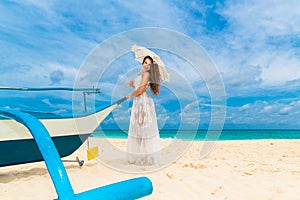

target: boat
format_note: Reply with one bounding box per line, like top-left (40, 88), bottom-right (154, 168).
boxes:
top-left (0, 86), bottom-right (154, 199)
top-left (0, 86), bottom-right (126, 167)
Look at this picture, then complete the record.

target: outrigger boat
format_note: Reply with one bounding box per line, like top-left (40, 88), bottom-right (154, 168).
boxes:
top-left (0, 87), bottom-right (126, 167)
top-left (0, 87), bottom-right (153, 199)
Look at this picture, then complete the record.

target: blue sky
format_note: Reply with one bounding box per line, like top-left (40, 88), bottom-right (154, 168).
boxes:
top-left (1, 0), bottom-right (300, 129)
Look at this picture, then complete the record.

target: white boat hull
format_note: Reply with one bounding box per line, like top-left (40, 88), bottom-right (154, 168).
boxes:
top-left (0, 99), bottom-right (124, 167)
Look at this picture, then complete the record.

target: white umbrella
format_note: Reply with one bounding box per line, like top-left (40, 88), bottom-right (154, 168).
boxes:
top-left (131, 45), bottom-right (170, 82)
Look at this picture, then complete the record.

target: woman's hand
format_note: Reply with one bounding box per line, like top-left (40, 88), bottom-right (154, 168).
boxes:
top-left (127, 80), bottom-right (134, 88)
top-left (125, 94), bottom-right (133, 99)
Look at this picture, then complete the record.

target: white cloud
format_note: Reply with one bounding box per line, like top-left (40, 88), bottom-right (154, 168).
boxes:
top-left (180, 100), bottom-right (201, 126)
top-left (261, 105), bottom-right (273, 113)
top-left (260, 54), bottom-right (300, 86)
top-left (239, 104), bottom-right (250, 111)
top-left (200, 0), bottom-right (300, 89)
top-left (225, 98), bottom-right (300, 128)
top-left (279, 106), bottom-right (292, 115)
top-left (220, 1), bottom-right (300, 36)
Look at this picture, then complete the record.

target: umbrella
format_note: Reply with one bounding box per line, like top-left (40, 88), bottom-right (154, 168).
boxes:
top-left (131, 45), bottom-right (170, 82)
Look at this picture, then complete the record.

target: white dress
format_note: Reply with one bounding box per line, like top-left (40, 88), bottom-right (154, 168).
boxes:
top-left (127, 74), bottom-right (161, 165)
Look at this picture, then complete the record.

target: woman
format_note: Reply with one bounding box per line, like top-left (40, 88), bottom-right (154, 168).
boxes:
top-left (125, 55), bottom-right (161, 165)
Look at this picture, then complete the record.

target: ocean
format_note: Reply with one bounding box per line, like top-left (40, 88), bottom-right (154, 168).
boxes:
top-left (92, 129), bottom-right (300, 140)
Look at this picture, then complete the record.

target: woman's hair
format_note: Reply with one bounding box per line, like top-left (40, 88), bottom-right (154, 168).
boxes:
top-left (142, 55), bottom-right (160, 96)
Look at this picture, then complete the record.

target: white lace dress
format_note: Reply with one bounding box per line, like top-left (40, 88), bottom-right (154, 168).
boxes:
top-left (127, 75), bottom-right (162, 165)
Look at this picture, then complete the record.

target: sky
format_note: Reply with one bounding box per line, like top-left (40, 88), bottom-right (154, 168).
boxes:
top-left (1, 0), bottom-right (300, 130)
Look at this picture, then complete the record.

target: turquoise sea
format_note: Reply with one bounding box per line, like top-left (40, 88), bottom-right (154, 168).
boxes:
top-left (92, 129), bottom-right (300, 140)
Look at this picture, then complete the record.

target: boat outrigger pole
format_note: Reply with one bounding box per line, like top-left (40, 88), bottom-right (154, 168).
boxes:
top-left (0, 86), bottom-right (102, 112)
top-left (0, 86), bottom-right (101, 93)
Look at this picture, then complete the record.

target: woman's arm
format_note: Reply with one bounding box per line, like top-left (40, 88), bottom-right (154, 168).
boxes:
top-left (126, 72), bottom-right (149, 99)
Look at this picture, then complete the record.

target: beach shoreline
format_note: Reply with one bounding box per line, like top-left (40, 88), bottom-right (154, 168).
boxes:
top-left (1, 138), bottom-right (300, 199)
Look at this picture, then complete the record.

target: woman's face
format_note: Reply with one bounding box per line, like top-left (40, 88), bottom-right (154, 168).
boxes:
top-left (142, 58), bottom-right (152, 71)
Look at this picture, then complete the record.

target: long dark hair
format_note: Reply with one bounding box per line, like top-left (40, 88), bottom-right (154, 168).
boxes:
top-left (142, 55), bottom-right (160, 95)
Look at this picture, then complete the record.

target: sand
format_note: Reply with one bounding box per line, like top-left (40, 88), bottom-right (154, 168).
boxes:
top-left (1, 138), bottom-right (300, 200)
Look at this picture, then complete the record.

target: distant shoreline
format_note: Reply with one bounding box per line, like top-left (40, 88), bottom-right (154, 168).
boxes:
top-left (97, 128), bottom-right (300, 131)
top-left (92, 129), bottom-right (300, 140)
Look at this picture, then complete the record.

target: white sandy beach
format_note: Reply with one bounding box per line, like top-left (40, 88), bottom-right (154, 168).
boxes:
top-left (1, 138), bottom-right (300, 200)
